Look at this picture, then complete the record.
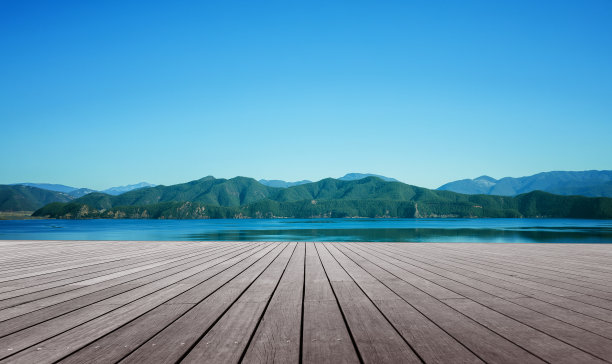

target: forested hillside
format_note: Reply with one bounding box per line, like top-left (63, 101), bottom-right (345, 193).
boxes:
top-left (33, 177), bottom-right (612, 219)
top-left (0, 185), bottom-right (73, 212)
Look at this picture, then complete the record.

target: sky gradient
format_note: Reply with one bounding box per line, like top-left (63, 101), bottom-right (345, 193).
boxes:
top-left (1, 0), bottom-right (611, 190)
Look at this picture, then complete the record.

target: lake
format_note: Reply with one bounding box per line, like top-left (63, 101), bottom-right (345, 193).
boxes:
top-left (1, 218), bottom-right (612, 243)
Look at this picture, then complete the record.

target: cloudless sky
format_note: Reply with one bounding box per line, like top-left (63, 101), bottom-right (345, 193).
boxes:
top-left (1, 0), bottom-right (611, 190)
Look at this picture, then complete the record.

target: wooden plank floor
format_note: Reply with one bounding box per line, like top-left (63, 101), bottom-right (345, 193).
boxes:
top-left (0, 241), bottom-right (611, 363)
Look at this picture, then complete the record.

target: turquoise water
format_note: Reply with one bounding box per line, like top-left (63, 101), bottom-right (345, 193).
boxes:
top-left (1, 218), bottom-right (611, 243)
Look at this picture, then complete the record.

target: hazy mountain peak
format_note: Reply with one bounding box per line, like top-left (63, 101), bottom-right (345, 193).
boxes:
top-left (102, 182), bottom-right (156, 195)
top-left (338, 173), bottom-right (399, 182)
top-left (259, 179), bottom-right (313, 188)
top-left (12, 181), bottom-right (158, 197)
top-left (68, 188), bottom-right (98, 198)
top-left (474, 175), bottom-right (497, 183)
top-left (259, 173), bottom-right (399, 188)
top-left (438, 170), bottom-right (612, 197)
top-left (14, 183), bottom-right (78, 194)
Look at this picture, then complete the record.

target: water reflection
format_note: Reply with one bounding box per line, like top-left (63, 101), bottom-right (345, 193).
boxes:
top-left (182, 227), bottom-right (612, 243)
top-left (1, 218), bottom-right (611, 243)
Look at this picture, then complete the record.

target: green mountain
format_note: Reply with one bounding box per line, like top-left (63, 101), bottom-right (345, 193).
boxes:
top-left (258, 172), bottom-right (397, 188)
top-left (32, 176), bottom-right (612, 219)
top-left (0, 185), bottom-right (74, 212)
top-left (71, 176), bottom-right (273, 210)
top-left (44, 176), bottom-right (443, 210)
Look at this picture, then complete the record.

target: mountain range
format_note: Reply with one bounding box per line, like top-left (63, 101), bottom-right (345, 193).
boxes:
top-left (3, 170), bottom-right (612, 218)
top-left (260, 171), bottom-right (612, 198)
top-left (32, 176), bottom-right (612, 219)
top-left (1, 182), bottom-right (156, 212)
top-left (438, 170), bottom-right (612, 197)
top-left (0, 185), bottom-right (73, 212)
top-left (258, 173), bottom-right (398, 188)
top-left (13, 182), bottom-right (156, 197)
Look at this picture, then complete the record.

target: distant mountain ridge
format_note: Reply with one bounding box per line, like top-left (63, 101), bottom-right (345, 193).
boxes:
top-left (12, 182), bottom-right (157, 197)
top-left (438, 170), bottom-right (612, 197)
top-left (258, 179), bottom-right (312, 188)
top-left (338, 173), bottom-right (399, 182)
top-left (68, 188), bottom-right (98, 198)
top-left (33, 176), bottom-right (612, 219)
top-left (259, 173), bottom-right (397, 188)
top-left (1, 182), bottom-right (158, 212)
top-left (102, 182), bottom-right (157, 195)
top-left (0, 185), bottom-right (73, 212)
top-left (14, 183), bottom-right (77, 194)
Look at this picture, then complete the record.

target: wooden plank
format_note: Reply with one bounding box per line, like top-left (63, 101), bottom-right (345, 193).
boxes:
top-left (442, 298), bottom-right (606, 364)
top-left (507, 296), bottom-right (612, 340)
top-left (374, 244), bottom-right (612, 323)
top-left (0, 240), bottom-right (610, 364)
top-left (0, 243), bottom-right (241, 313)
top-left (400, 249), bottom-right (612, 336)
top-left (0, 243), bottom-right (256, 336)
top-left (0, 242), bottom-right (155, 273)
top-left (326, 243), bottom-right (483, 364)
top-left (420, 244), bottom-right (612, 287)
top-left (0, 243), bottom-right (219, 302)
top-left (0, 244), bottom-right (178, 282)
top-left (358, 244), bottom-right (612, 363)
top-left (241, 243), bottom-right (305, 363)
top-left (0, 243), bottom-right (269, 361)
top-left (118, 243), bottom-right (289, 364)
top-left (0, 244), bottom-right (204, 292)
top-left (400, 245), bottom-right (612, 299)
top-left (420, 243), bottom-right (612, 278)
top-left (181, 243), bottom-right (297, 363)
top-left (382, 245), bottom-right (612, 323)
top-left (315, 243), bottom-right (421, 364)
top-left (372, 244), bottom-right (612, 312)
top-left (338, 243), bottom-right (545, 364)
top-left (57, 243), bottom-right (281, 364)
top-left (301, 243), bottom-right (359, 364)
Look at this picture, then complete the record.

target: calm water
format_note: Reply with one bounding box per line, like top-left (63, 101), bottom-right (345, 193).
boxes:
top-left (1, 218), bottom-right (612, 243)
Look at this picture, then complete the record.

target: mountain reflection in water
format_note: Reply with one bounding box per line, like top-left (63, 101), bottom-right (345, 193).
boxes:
top-left (1, 218), bottom-right (611, 243)
top-left (182, 226), bottom-right (612, 243)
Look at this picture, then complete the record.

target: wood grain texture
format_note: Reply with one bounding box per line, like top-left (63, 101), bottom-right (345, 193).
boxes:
top-left (301, 243), bottom-right (360, 364)
top-left (241, 243), bottom-right (305, 364)
top-left (0, 240), bottom-right (610, 364)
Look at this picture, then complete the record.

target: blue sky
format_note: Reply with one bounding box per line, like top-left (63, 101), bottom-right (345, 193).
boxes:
top-left (1, 0), bottom-right (611, 190)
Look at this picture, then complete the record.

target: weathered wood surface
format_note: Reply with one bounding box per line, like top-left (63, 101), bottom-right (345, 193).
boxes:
top-left (0, 240), bottom-right (610, 363)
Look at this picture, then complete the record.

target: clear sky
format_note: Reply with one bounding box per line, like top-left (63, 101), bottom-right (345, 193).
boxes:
top-left (1, 1), bottom-right (611, 190)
